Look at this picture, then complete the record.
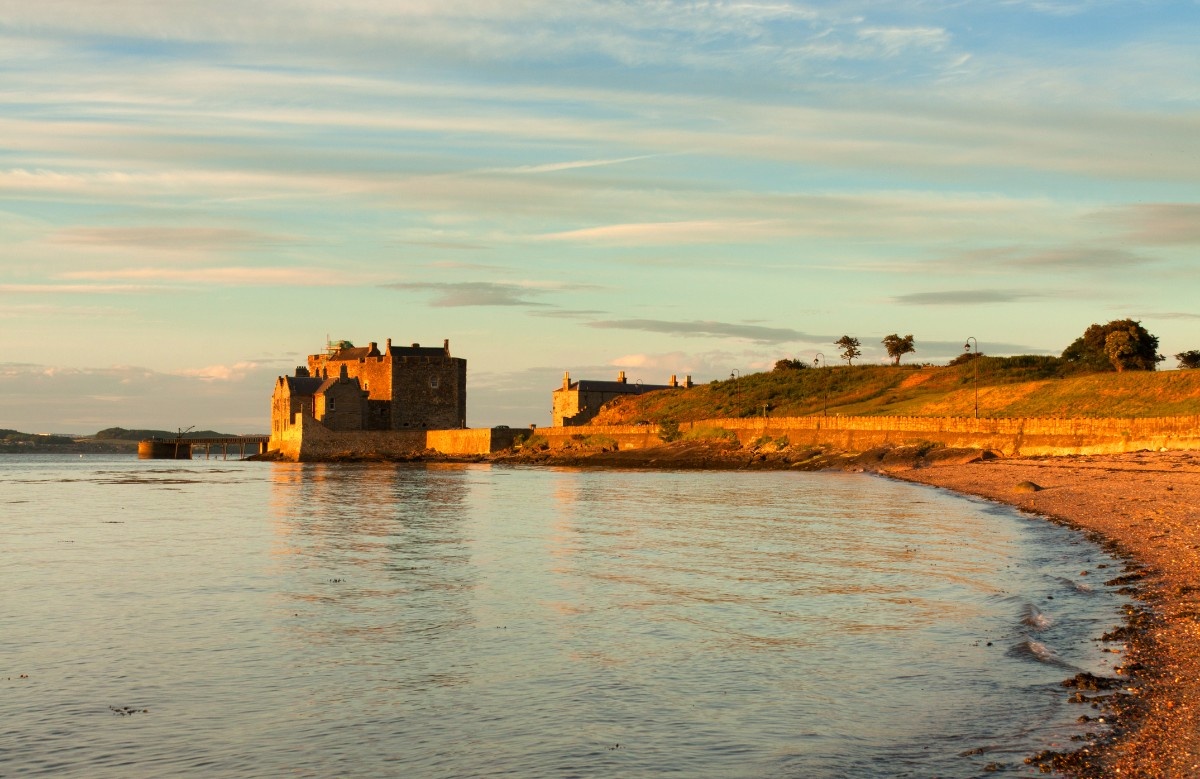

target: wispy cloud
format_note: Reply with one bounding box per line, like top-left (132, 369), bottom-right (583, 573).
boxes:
top-left (50, 226), bottom-right (291, 249)
top-left (384, 281), bottom-right (555, 307)
top-left (539, 219), bottom-right (789, 245)
top-left (857, 27), bottom-right (950, 57)
top-left (892, 289), bottom-right (1045, 305)
top-left (172, 361), bottom-right (261, 382)
top-left (59, 267), bottom-right (346, 286)
top-left (1013, 247), bottom-right (1151, 270)
top-left (479, 155), bottom-right (663, 175)
top-left (0, 283), bottom-right (161, 294)
top-left (1137, 311), bottom-right (1200, 321)
top-left (528, 309), bottom-right (608, 319)
top-left (1102, 204), bottom-right (1200, 245)
top-left (587, 319), bottom-right (818, 344)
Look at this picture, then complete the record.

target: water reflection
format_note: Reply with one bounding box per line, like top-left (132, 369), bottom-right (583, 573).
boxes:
top-left (268, 462), bottom-right (479, 692)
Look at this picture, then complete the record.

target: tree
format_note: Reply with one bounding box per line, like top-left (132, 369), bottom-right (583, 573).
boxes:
top-left (836, 336), bottom-right (861, 365)
top-left (1062, 319), bottom-right (1163, 372)
top-left (882, 334), bottom-right (916, 366)
top-left (1176, 350), bottom-right (1200, 369)
top-left (773, 358), bottom-right (808, 372)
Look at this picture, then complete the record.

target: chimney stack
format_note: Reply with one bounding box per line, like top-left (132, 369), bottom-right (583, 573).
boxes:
top-left (685, 375), bottom-right (693, 388)
top-left (617, 370), bottom-right (627, 384)
top-left (669, 374), bottom-right (678, 387)
top-left (563, 371), bottom-right (571, 390)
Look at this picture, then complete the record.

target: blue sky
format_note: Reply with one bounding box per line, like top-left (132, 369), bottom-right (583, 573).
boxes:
top-left (1, 0), bottom-right (1197, 433)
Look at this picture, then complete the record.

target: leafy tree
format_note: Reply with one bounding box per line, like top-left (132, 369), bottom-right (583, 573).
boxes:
top-left (1176, 350), bottom-right (1200, 369)
top-left (773, 358), bottom-right (808, 371)
top-left (881, 333), bottom-right (916, 366)
top-left (1062, 319), bottom-right (1163, 372)
top-left (835, 335), bottom-right (861, 365)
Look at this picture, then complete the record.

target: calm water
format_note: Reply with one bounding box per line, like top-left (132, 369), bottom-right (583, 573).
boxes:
top-left (1, 455), bottom-right (1128, 778)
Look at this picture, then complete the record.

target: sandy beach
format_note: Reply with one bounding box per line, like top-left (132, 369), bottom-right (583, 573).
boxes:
top-left (896, 451), bottom-right (1200, 778)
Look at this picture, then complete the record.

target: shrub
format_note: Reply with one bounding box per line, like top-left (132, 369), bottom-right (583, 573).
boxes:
top-left (522, 434), bottom-right (549, 451)
top-left (658, 419), bottom-right (682, 442)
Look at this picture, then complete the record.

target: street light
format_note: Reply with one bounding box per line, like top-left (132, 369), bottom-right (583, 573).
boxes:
top-left (814, 352), bottom-right (828, 417)
top-left (964, 337), bottom-right (979, 419)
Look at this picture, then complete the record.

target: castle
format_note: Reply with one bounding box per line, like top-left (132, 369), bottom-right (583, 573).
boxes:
top-left (271, 338), bottom-right (467, 439)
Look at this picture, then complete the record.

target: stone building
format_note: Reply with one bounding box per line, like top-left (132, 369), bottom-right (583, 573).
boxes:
top-left (552, 370), bottom-right (690, 427)
top-left (271, 338), bottom-right (467, 436)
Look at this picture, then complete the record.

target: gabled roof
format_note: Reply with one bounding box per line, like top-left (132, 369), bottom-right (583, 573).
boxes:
top-left (316, 376), bottom-right (363, 395)
top-left (327, 346), bottom-right (375, 361)
top-left (283, 376), bottom-right (324, 397)
top-left (566, 380), bottom-right (676, 394)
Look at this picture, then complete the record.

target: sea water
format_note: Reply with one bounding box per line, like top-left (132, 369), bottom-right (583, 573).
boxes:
top-left (0, 455), bottom-right (1128, 777)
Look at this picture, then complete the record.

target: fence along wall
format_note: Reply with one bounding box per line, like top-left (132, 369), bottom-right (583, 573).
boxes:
top-left (533, 415), bottom-right (1200, 457)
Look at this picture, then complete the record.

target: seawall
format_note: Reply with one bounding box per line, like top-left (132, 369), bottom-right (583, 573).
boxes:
top-left (532, 415), bottom-right (1200, 457)
top-left (269, 413), bottom-right (517, 461)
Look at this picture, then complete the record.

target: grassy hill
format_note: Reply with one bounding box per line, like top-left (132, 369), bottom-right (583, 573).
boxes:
top-left (590, 359), bottom-right (1200, 425)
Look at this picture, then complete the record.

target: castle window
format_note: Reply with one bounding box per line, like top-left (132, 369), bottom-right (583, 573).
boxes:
top-left (429, 376), bottom-right (440, 389)
top-left (328, 398), bottom-right (336, 412)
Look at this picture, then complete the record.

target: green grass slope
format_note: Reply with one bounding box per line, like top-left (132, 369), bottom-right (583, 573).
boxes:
top-left (591, 361), bottom-right (1200, 424)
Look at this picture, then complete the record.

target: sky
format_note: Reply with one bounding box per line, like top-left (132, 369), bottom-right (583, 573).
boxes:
top-left (1, 0), bottom-right (1198, 433)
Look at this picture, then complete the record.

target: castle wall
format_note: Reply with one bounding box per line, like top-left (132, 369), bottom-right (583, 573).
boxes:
top-left (268, 413), bottom-right (511, 461)
top-left (392, 356), bottom-right (467, 429)
top-left (551, 388), bottom-right (582, 427)
top-left (315, 379), bottom-right (368, 432)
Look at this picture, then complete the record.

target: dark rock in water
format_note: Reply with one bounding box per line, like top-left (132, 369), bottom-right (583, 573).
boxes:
top-left (1013, 480), bottom-right (1043, 493)
top-left (1062, 672), bottom-right (1122, 691)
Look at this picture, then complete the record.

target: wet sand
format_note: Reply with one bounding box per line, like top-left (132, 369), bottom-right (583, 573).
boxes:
top-left (895, 451), bottom-right (1200, 778)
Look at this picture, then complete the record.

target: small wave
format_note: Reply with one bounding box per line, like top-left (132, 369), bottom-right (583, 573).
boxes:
top-left (1008, 638), bottom-right (1075, 668)
top-left (1020, 603), bottom-right (1053, 631)
top-left (1055, 575), bottom-right (1095, 594)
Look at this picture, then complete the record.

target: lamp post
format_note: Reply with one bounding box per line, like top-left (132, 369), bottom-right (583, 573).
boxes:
top-left (814, 352), bottom-right (827, 416)
top-left (964, 337), bottom-right (978, 419)
top-left (730, 369), bottom-right (740, 408)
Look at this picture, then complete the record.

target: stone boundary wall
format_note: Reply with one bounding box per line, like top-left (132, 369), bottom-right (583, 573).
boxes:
top-left (534, 415), bottom-right (1200, 457)
top-left (270, 413), bottom-right (516, 461)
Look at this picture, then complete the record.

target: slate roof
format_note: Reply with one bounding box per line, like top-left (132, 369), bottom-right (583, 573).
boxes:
top-left (284, 376), bottom-right (324, 397)
top-left (316, 376), bottom-right (363, 395)
top-left (567, 380), bottom-right (676, 394)
top-left (328, 346), bottom-right (375, 361)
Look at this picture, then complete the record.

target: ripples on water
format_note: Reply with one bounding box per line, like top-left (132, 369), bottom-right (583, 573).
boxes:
top-left (1, 456), bottom-right (1128, 777)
